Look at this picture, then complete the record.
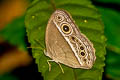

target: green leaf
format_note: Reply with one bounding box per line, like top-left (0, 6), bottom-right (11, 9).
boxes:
top-left (25, 0), bottom-right (106, 80)
top-left (0, 16), bottom-right (27, 50)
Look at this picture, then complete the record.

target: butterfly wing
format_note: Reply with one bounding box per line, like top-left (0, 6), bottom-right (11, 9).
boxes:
top-left (45, 9), bottom-right (96, 69)
top-left (45, 16), bottom-right (81, 68)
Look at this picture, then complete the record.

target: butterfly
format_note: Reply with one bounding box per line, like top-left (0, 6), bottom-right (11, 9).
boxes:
top-left (45, 9), bottom-right (96, 73)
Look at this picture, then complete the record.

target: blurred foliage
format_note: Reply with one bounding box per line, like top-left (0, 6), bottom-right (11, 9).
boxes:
top-left (98, 8), bottom-right (120, 49)
top-left (0, 73), bottom-right (18, 80)
top-left (106, 50), bottom-right (120, 80)
top-left (95, 0), bottom-right (120, 79)
top-left (25, 0), bottom-right (106, 80)
top-left (0, 0), bottom-right (30, 80)
top-left (0, 16), bottom-right (27, 50)
top-left (97, 6), bottom-right (120, 80)
top-left (0, 0), bottom-right (28, 29)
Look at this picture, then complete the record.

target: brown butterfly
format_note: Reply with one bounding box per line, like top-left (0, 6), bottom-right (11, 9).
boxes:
top-left (45, 9), bottom-right (96, 72)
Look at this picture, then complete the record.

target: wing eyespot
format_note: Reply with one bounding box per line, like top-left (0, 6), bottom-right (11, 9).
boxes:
top-left (81, 52), bottom-right (85, 56)
top-left (61, 23), bottom-right (72, 34)
top-left (80, 46), bottom-right (84, 50)
top-left (55, 14), bottom-right (64, 22)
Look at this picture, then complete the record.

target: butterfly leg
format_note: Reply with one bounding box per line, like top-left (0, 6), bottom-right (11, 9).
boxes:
top-left (57, 62), bottom-right (64, 73)
top-left (47, 60), bottom-right (54, 72)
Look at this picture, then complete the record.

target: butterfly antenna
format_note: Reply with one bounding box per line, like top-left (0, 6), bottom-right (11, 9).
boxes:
top-left (27, 39), bottom-right (45, 50)
top-left (27, 46), bottom-right (44, 51)
top-left (35, 39), bottom-right (45, 49)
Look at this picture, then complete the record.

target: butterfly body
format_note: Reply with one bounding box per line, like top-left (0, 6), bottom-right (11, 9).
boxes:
top-left (45, 9), bottom-right (96, 69)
